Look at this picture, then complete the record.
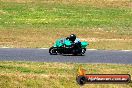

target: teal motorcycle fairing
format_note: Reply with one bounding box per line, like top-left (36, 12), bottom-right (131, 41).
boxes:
top-left (49, 38), bottom-right (89, 55)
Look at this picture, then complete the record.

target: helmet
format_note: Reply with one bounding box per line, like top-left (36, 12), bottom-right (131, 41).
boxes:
top-left (69, 34), bottom-right (76, 42)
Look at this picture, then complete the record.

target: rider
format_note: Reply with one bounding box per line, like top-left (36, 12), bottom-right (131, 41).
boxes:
top-left (66, 34), bottom-right (80, 43)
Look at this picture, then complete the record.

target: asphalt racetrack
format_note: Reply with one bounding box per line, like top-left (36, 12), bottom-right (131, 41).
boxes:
top-left (0, 48), bottom-right (132, 64)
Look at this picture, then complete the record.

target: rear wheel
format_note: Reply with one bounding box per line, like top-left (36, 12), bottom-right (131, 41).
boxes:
top-left (49, 47), bottom-right (58, 55)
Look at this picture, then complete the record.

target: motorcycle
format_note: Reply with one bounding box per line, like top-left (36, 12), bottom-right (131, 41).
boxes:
top-left (49, 38), bottom-right (89, 55)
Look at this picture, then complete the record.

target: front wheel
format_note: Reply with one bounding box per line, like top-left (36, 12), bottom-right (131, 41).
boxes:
top-left (81, 48), bottom-right (86, 55)
top-left (49, 47), bottom-right (58, 55)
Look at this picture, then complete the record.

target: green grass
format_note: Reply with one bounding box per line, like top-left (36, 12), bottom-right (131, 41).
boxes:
top-left (0, 1), bottom-right (131, 31)
top-left (0, 61), bottom-right (132, 88)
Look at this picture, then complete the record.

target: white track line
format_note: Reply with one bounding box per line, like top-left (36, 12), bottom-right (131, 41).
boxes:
top-left (39, 48), bottom-right (48, 49)
top-left (39, 48), bottom-right (97, 50)
top-left (1, 47), bottom-right (11, 48)
top-left (1, 47), bottom-right (131, 52)
top-left (121, 50), bottom-right (132, 52)
top-left (39, 48), bottom-right (132, 51)
top-left (87, 49), bottom-right (97, 51)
